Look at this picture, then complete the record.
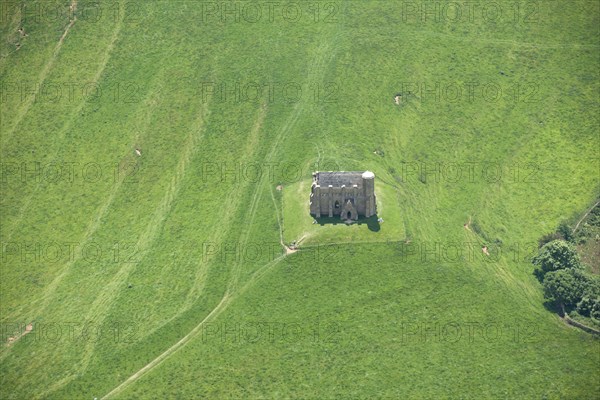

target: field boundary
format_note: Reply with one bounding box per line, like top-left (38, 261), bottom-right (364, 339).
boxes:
top-left (562, 312), bottom-right (600, 336)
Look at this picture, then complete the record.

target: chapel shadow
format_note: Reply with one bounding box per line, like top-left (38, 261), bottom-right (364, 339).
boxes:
top-left (310, 214), bottom-right (381, 232)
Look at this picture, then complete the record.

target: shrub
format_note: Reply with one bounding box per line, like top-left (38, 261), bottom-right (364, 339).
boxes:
top-left (592, 301), bottom-right (600, 320)
top-left (557, 222), bottom-right (574, 242)
top-left (576, 296), bottom-right (599, 317)
top-left (538, 232), bottom-right (561, 247)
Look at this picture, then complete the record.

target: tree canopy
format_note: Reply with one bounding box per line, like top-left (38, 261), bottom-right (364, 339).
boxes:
top-left (543, 269), bottom-right (590, 308)
top-left (532, 240), bottom-right (583, 280)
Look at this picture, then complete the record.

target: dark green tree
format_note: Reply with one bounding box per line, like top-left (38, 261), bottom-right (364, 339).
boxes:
top-left (583, 274), bottom-right (600, 297)
top-left (543, 269), bottom-right (590, 308)
top-left (532, 240), bottom-right (583, 281)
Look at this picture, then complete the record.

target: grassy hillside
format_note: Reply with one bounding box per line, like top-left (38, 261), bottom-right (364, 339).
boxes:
top-left (1, 1), bottom-right (599, 399)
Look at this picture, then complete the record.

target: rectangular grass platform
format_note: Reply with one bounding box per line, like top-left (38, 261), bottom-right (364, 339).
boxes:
top-left (282, 178), bottom-right (405, 247)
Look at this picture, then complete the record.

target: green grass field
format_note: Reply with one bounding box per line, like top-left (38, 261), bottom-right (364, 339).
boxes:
top-left (1, 1), bottom-right (599, 399)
